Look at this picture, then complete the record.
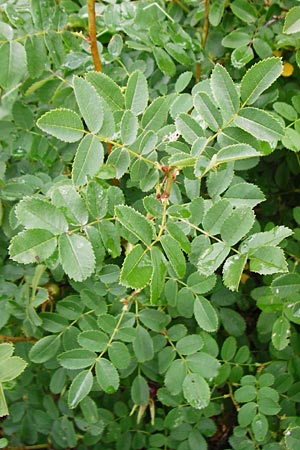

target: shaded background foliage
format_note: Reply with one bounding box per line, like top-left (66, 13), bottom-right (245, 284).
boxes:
top-left (0, 0), bottom-right (300, 449)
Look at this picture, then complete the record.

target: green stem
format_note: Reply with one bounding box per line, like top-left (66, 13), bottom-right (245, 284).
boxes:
top-left (87, 0), bottom-right (102, 72)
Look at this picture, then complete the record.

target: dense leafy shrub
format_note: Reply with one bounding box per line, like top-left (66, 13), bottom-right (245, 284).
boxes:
top-left (1, 1), bottom-right (300, 449)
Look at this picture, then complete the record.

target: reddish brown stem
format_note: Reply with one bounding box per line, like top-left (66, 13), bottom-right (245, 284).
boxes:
top-left (87, 0), bottom-right (102, 72)
top-left (0, 334), bottom-right (37, 343)
top-left (201, 0), bottom-right (210, 48)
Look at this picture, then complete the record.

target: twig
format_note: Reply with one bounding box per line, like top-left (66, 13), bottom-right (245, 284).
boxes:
top-left (0, 334), bottom-right (37, 343)
top-left (201, 0), bottom-right (210, 48)
top-left (87, 0), bottom-right (102, 72)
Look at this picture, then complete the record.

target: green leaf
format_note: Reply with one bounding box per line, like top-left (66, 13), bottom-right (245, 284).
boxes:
top-left (142, 95), bottom-right (175, 132)
top-left (194, 296), bottom-right (219, 332)
top-left (182, 373), bottom-right (210, 410)
top-left (0, 343), bottom-right (14, 360)
top-left (121, 110), bottom-right (138, 145)
top-left (187, 352), bottom-right (220, 379)
top-left (95, 358), bottom-right (119, 394)
top-left (58, 233), bottom-right (95, 282)
top-left (25, 35), bottom-right (47, 79)
top-left (271, 273), bottom-right (300, 297)
top-left (165, 42), bottom-right (191, 66)
top-left (115, 205), bottom-right (154, 246)
top-left (58, 349), bottom-right (96, 369)
top-left (37, 108), bottom-right (84, 143)
top-left (223, 253), bottom-right (248, 291)
top-left (283, 6), bottom-right (300, 34)
top-left (220, 308), bottom-right (246, 337)
top-left (211, 64), bottom-right (240, 122)
top-left (221, 206), bottom-right (255, 245)
top-left (139, 130), bottom-right (158, 155)
top-left (224, 182), bottom-right (265, 208)
top-left (85, 71), bottom-right (124, 111)
top-left (207, 162), bottom-right (234, 197)
top-left (240, 226), bottom-right (292, 253)
top-left (153, 46), bottom-right (176, 77)
top-left (15, 197), bottom-right (68, 234)
top-left (51, 183), bottom-right (88, 225)
top-left (175, 113), bottom-right (204, 144)
top-left (0, 41), bottom-right (26, 89)
top-left (131, 375), bottom-right (149, 405)
top-left (77, 330), bottom-right (109, 352)
top-left (234, 385), bottom-right (256, 402)
top-left (176, 335), bottom-right (204, 355)
top-left (150, 246), bottom-right (167, 304)
top-left (222, 30), bottom-right (251, 48)
top-left (203, 199), bottom-right (233, 235)
top-left (175, 71), bottom-right (193, 93)
top-left (160, 234), bottom-right (186, 278)
top-left (44, 30), bottom-right (65, 66)
top-left (251, 413), bottom-right (268, 442)
top-left (209, 1), bottom-right (225, 27)
top-left (9, 229), bottom-right (57, 264)
top-left (221, 336), bottom-right (237, 361)
top-left (72, 135), bottom-right (104, 187)
top-left (272, 317), bottom-right (290, 351)
top-left (230, 0), bottom-right (257, 23)
top-left (241, 58), bottom-right (283, 105)
top-left (108, 342), bottom-right (131, 370)
top-left (216, 144), bottom-right (260, 164)
top-left (133, 325), bottom-right (154, 362)
top-left (0, 357), bottom-right (27, 382)
top-left (166, 221), bottom-right (191, 253)
top-left (193, 92), bottom-right (223, 131)
top-left (249, 246), bottom-right (288, 275)
top-left (285, 427), bottom-right (300, 450)
top-left (238, 402), bottom-right (257, 427)
top-left (273, 102), bottom-right (298, 121)
top-left (231, 45), bottom-right (254, 69)
top-left (164, 359), bottom-right (186, 395)
top-left (234, 108), bottom-right (284, 143)
top-left (29, 335), bottom-right (61, 363)
top-left (73, 76), bottom-right (103, 133)
top-left (125, 70), bottom-right (148, 115)
top-left (68, 370), bottom-right (93, 409)
top-left (197, 242), bottom-right (230, 276)
top-left (107, 147), bottom-right (130, 178)
top-left (120, 244), bottom-right (152, 289)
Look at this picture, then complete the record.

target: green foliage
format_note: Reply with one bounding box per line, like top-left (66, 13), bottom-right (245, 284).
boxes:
top-left (1, 0), bottom-right (300, 449)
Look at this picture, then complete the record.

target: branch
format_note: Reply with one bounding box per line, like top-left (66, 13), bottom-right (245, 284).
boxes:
top-left (201, 0), bottom-right (210, 48)
top-left (0, 335), bottom-right (37, 343)
top-left (87, 0), bottom-right (102, 72)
